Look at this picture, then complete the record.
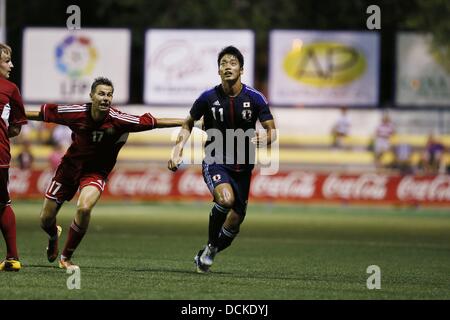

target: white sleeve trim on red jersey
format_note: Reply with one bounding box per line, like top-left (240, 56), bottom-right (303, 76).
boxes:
top-left (57, 105), bottom-right (87, 113)
top-left (109, 109), bottom-right (140, 124)
top-left (58, 104), bottom-right (85, 108)
top-left (146, 113), bottom-right (155, 127)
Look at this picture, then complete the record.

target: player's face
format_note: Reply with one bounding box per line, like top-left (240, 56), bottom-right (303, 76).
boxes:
top-left (0, 51), bottom-right (13, 79)
top-left (90, 85), bottom-right (113, 112)
top-left (219, 54), bottom-right (242, 82)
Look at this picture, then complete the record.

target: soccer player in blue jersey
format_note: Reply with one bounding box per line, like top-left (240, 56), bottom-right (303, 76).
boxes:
top-left (168, 46), bottom-right (276, 273)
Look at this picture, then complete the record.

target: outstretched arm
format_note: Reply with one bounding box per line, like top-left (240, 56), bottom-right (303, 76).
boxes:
top-left (25, 110), bottom-right (43, 121)
top-left (154, 118), bottom-right (184, 128)
top-left (168, 115), bottom-right (195, 171)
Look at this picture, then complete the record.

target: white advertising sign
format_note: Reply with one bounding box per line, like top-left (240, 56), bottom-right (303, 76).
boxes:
top-left (269, 30), bottom-right (380, 106)
top-left (22, 28), bottom-right (131, 103)
top-left (144, 29), bottom-right (254, 105)
top-left (396, 33), bottom-right (450, 107)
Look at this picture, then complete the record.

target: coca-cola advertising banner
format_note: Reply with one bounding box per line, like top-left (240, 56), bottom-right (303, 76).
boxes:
top-left (9, 168), bottom-right (450, 206)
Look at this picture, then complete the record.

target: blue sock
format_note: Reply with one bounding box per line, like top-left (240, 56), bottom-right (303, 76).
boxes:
top-left (217, 226), bottom-right (238, 252)
top-left (208, 203), bottom-right (230, 247)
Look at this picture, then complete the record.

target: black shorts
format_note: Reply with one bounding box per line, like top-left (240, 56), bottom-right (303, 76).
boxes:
top-left (202, 162), bottom-right (252, 216)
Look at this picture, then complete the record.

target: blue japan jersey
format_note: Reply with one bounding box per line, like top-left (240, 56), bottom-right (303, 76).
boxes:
top-left (190, 84), bottom-right (273, 172)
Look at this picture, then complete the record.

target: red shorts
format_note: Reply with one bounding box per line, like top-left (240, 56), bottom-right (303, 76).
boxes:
top-left (45, 172), bottom-right (107, 204)
top-left (0, 168), bottom-right (11, 206)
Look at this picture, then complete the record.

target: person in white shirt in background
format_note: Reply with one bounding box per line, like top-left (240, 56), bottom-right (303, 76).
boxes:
top-left (331, 107), bottom-right (351, 149)
top-left (373, 113), bottom-right (396, 170)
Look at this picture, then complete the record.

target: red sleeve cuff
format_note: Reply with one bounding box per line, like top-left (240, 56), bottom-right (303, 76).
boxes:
top-left (11, 119), bottom-right (27, 125)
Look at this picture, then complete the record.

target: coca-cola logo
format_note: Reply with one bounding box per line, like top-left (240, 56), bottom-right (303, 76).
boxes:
top-left (397, 175), bottom-right (450, 201)
top-left (178, 171), bottom-right (210, 196)
top-left (322, 174), bottom-right (387, 200)
top-left (108, 170), bottom-right (172, 196)
top-left (251, 172), bottom-right (316, 198)
top-left (9, 168), bottom-right (31, 194)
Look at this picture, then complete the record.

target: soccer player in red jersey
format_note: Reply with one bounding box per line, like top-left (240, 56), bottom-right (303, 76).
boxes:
top-left (26, 77), bottom-right (183, 269)
top-left (0, 44), bottom-right (27, 272)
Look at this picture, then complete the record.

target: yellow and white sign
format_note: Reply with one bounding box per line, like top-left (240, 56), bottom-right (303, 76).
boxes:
top-left (269, 31), bottom-right (379, 106)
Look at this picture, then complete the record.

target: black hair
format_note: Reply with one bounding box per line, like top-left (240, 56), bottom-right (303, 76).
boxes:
top-left (217, 46), bottom-right (244, 68)
top-left (90, 77), bottom-right (114, 94)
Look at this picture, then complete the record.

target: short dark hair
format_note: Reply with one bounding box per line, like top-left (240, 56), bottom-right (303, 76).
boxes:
top-left (217, 46), bottom-right (244, 68)
top-left (90, 77), bottom-right (114, 94)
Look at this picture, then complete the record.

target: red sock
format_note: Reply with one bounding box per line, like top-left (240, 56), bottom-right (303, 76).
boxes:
top-left (62, 221), bottom-right (86, 259)
top-left (0, 205), bottom-right (19, 259)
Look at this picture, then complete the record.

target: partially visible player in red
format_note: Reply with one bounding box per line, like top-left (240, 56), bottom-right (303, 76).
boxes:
top-left (0, 44), bottom-right (27, 271)
top-left (26, 77), bottom-right (183, 269)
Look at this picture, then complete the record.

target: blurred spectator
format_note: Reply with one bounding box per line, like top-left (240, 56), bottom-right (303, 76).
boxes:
top-left (331, 107), bottom-right (350, 149)
top-left (16, 140), bottom-right (34, 170)
top-left (419, 134), bottom-right (445, 174)
top-left (373, 113), bottom-right (395, 170)
top-left (51, 124), bottom-right (72, 148)
top-left (48, 143), bottom-right (65, 171)
top-left (391, 143), bottom-right (413, 175)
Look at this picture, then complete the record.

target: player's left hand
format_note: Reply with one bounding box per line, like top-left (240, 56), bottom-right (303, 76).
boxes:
top-left (168, 149), bottom-right (183, 172)
top-left (251, 131), bottom-right (268, 148)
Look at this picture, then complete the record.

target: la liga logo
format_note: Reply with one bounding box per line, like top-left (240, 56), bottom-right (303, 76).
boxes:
top-left (55, 35), bottom-right (97, 78)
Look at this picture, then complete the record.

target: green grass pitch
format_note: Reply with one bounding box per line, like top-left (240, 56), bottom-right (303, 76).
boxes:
top-left (1, 200), bottom-right (449, 299)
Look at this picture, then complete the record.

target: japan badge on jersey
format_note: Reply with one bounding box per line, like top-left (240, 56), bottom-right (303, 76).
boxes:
top-left (242, 102), bottom-right (252, 121)
top-left (242, 109), bottom-right (252, 121)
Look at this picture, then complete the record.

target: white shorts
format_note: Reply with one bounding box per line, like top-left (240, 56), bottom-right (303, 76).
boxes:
top-left (374, 138), bottom-right (390, 154)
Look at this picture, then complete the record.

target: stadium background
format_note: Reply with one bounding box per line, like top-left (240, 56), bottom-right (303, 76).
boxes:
top-left (1, 0), bottom-right (449, 300)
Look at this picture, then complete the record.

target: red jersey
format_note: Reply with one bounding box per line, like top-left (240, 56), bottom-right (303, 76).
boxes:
top-left (41, 103), bottom-right (157, 177)
top-left (0, 78), bottom-right (27, 168)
